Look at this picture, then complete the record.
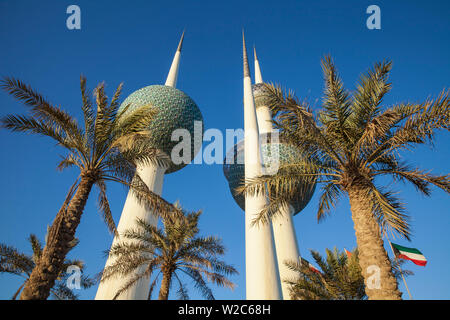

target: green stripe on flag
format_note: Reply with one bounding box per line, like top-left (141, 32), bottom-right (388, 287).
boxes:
top-left (391, 243), bottom-right (423, 255)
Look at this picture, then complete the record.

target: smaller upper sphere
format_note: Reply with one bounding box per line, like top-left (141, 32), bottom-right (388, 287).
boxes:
top-left (119, 85), bottom-right (203, 173)
top-left (223, 133), bottom-right (316, 214)
top-left (252, 83), bottom-right (273, 109)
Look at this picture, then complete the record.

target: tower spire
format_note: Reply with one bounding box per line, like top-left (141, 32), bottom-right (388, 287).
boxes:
top-left (177, 29), bottom-right (185, 52)
top-left (242, 31), bottom-right (250, 78)
top-left (254, 46), bottom-right (263, 84)
top-left (165, 30), bottom-right (185, 88)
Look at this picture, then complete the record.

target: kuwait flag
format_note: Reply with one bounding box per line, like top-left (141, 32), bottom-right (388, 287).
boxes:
top-left (301, 258), bottom-right (321, 274)
top-left (391, 243), bottom-right (427, 266)
top-left (344, 248), bottom-right (352, 258)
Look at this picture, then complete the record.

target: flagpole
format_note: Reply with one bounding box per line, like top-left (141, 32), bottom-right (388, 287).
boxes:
top-left (385, 233), bottom-right (413, 300)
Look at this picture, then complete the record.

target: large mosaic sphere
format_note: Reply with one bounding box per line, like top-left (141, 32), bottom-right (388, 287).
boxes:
top-left (252, 83), bottom-right (273, 109)
top-left (223, 134), bottom-right (316, 215)
top-left (119, 85), bottom-right (203, 173)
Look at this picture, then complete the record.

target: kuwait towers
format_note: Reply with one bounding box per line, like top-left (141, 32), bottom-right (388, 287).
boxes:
top-left (223, 35), bottom-right (315, 299)
top-left (96, 32), bottom-right (203, 300)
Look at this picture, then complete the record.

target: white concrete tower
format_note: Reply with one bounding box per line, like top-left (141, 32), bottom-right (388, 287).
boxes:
top-left (242, 33), bottom-right (282, 300)
top-left (253, 47), bottom-right (301, 300)
top-left (95, 32), bottom-right (203, 300)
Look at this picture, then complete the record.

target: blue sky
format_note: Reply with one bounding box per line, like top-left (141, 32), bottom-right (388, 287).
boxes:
top-left (0, 0), bottom-right (449, 299)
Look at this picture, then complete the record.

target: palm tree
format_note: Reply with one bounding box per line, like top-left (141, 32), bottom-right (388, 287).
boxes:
top-left (100, 208), bottom-right (238, 300)
top-left (285, 247), bottom-right (412, 300)
top-left (0, 76), bottom-right (180, 299)
top-left (239, 56), bottom-right (449, 299)
top-left (0, 234), bottom-right (95, 300)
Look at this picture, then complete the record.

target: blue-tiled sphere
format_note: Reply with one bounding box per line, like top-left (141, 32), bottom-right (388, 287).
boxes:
top-left (223, 134), bottom-right (315, 215)
top-left (119, 85), bottom-right (203, 173)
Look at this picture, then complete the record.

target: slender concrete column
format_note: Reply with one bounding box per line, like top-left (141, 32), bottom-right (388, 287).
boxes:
top-left (271, 205), bottom-right (301, 299)
top-left (254, 47), bottom-right (301, 300)
top-left (95, 32), bottom-right (184, 300)
top-left (243, 33), bottom-right (282, 300)
top-left (95, 163), bottom-right (165, 300)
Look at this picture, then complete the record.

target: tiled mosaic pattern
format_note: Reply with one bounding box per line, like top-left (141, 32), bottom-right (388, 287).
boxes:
top-left (252, 83), bottom-right (273, 108)
top-left (119, 85), bottom-right (203, 173)
top-left (223, 134), bottom-right (315, 214)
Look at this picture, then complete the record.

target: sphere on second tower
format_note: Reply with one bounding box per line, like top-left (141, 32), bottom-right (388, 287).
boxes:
top-left (252, 83), bottom-right (273, 109)
top-left (119, 85), bottom-right (203, 173)
top-left (223, 133), bottom-right (316, 214)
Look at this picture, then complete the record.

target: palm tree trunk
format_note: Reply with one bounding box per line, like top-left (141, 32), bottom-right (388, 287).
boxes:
top-left (158, 271), bottom-right (173, 300)
top-left (19, 176), bottom-right (95, 300)
top-left (347, 186), bottom-right (402, 300)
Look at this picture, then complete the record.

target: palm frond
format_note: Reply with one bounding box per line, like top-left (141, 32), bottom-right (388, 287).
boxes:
top-left (367, 186), bottom-right (411, 240)
top-left (354, 108), bottom-right (400, 157)
top-left (180, 268), bottom-right (215, 300)
top-left (317, 182), bottom-right (343, 221)
top-left (108, 82), bottom-right (124, 116)
top-left (350, 60), bottom-right (393, 133)
top-left (57, 154), bottom-right (83, 171)
top-left (113, 104), bottom-right (158, 139)
top-left (50, 283), bottom-right (79, 300)
top-left (174, 273), bottom-right (189, 300)
top-left (11, 283), bottom-right (25, 300)
top-left (28, 234), bottom-right (42, 264)
top-left (366, 90), bottom-right (450, 165)
top-left (125, 174), bottom-right (183, 221)
top-left (147, 271), bottom-right (160, 300)
top-left (0, 77), bottom-right (80, 133)
top-left (285, 248), bottom-right (366, 300)
top-left (0, 244), bottom-right (34, 275)
top-left (112, 268), bottom-right (153, 300)
top-left (96, 180), bottom-right (117, 235)
top-left (80, 75), bottom-right (95, 148)
top-left (1, 114), bottom-right (67, 146)
top-left (319, 55), bottom-right (353, 148)
top-left (375, 162), bottom-right (450, 195)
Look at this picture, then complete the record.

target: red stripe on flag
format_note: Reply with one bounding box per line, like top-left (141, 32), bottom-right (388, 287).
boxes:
top-left (397, 254), bottom-right (427, 266)
top-left (310, 266), bottom-right (321, 274)
top-left (344, 248), bottom-right (352, 258)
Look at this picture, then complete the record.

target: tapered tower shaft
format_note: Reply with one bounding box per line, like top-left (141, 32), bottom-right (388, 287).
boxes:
top-left (243, 34), bottom-right (281, 300)
top-left (254, 47), bottom-right (301, 300)
top-left (165, 30), bottom-right (184, 87)
top-left (253, 47), bottom-right (273, 134)
top-left (95, 165), bottom-right (165, 300)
